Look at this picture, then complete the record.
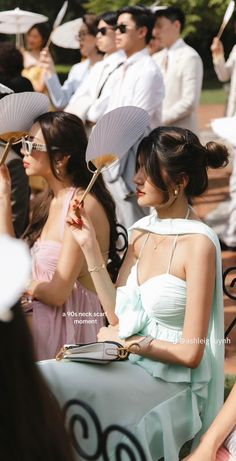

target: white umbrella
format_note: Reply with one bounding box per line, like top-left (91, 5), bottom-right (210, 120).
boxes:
top-left (0, 7), bottom-right (48, 33)
top-left (51, 18), bottom-right (82, 49)
top-left (0, 7), bottom-right (48, 47)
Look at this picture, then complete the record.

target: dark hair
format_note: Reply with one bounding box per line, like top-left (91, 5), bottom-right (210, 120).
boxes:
top-left (136, 126), bottom-right (229, 201)
top-left (97, 11), bottom-right (118, 26)
top-left (0, 302), bottom-right (74, 461)
top-left (0, 42), bottom-right (24, 76)
top-left (154, 6), bottom-right (185, 32)
top-left (27, 22), bottom-right (50, 49)
top-left (82, 13), bottom-right (99, 36)
top-left (118, 6), bottom-right (155, 43)
top-left (22, 111), bottom-right (120, 281)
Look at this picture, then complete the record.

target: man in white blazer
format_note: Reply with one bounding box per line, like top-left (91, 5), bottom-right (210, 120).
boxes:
top-left (152, 7), bottom-right (203, 134)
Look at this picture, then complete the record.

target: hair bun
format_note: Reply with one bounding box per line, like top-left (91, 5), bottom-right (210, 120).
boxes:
top-left (205, 141), bottom-right (229, 168)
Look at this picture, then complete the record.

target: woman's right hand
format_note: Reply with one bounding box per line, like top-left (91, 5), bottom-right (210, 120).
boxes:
top-left (0, 165), bottom-right (11, 200)
top-left (211, 37), bottom-right (224, 56)
top-left (67, 199), bottom-right (97, 251)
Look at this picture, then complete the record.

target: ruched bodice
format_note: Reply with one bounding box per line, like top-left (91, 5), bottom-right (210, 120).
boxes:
top-left (116, 229), bottom-right (187, 340)
top-left (135, 264), bottom-right (186, 331)
top-left (31, 240), bottom-right (61, 279)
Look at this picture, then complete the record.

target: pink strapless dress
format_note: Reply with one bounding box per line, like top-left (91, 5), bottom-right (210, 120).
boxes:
top-left (26, 188), bottom-right (105, 360)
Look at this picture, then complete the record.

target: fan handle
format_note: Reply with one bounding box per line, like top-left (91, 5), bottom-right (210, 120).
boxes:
top-left (79, 166), bottom-right (103, 203)
top-left (0, 137), bottom-right (17, 166)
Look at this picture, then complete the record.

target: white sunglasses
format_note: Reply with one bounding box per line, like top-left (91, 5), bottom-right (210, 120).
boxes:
top-left (21, 137), bottom-right (47, 155)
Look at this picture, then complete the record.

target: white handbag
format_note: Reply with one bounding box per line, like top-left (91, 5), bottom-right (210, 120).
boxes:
top-left (56, 341), bottom-right (129, 364)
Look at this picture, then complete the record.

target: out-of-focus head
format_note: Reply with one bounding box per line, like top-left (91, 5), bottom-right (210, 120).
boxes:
top-left (96, 11), bottom-right (117, 54)
top-left (115, 6), bottom-right (155, 55)
top-left (26, 23), bottom-right (50, 51)
top-left (153, 6), bottom-right (185, 48)
top-left (77, 14), bottom-right (103, 57)
top-left (148, 28), bottom-right (163, 55)
top-left (0, 42), bottom-right (24, 77)
top-left (134, 126), bottom-right (229, 208)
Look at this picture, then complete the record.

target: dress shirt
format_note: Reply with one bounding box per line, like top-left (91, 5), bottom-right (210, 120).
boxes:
top-left (105, 48), bottom-right (164, 129)
top-left (45, 59), bottom-right (90, 109)
top-left (152, 39), bottom-right (203, 133)
top-left (102, 48), bottom-right (164, 203)
top-left (86, 50), bottom-right (125, 123)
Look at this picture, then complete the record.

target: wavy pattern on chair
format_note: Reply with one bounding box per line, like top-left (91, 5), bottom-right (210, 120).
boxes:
top-left (63, 399), bottom-right (147, 461)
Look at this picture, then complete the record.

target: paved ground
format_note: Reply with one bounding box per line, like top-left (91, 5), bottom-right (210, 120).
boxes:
top-left (196, 104), bottom-right (236, 375)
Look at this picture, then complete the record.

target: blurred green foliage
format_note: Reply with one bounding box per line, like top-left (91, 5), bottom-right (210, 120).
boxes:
top-left (0, 0), bottom-right (236, 69)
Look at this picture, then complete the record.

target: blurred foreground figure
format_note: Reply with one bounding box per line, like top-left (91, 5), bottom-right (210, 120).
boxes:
top-left (0, 234), bottom-right (75, 461)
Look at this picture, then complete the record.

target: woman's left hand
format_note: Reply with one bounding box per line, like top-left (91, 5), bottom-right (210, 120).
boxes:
top-left (97, 324), bottom-right (124, 344)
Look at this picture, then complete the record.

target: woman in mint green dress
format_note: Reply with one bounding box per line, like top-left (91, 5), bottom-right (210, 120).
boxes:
top-left (41, 126), bottom-right (228, 460)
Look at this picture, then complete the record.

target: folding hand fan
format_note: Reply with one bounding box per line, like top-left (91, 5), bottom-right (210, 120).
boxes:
top-left (217, 1), bottom-right (235, 39)
top-left (0, 92), bottom-right (50, 165)
top-left (79, 106), bottom-right (150, 203)
top-left (45, 1), bottom-right (69, 48)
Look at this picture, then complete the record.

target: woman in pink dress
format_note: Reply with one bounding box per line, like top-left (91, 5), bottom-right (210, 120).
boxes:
top-left (0, 111), bottom-right (119, 360)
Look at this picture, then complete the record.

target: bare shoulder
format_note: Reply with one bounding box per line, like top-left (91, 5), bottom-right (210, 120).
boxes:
top-left (184, 233), bottom-right (216, 263)
top-left (83, 193), bottom-right (110, 253)
top-left (130, 229), bottom-right (150, 258)
top-left (80, 193), bottom-right (108, 223)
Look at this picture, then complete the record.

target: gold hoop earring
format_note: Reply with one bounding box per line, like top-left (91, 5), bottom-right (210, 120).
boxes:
top-left (174, 189), bottom-right (179, 196)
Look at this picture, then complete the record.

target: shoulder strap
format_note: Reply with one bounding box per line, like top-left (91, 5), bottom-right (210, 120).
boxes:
top-left (166, 234), bottom-right (179, 274)
top-left (97, 62), bottom-right (123, 98)
top-left (137, 232), bottom-right (150, 260)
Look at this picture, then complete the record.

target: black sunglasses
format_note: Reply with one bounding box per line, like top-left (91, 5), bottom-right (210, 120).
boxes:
top-left (114, 24), bottom-right (128, 34)
top-left (97, 26), bottom-right (114, 36)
